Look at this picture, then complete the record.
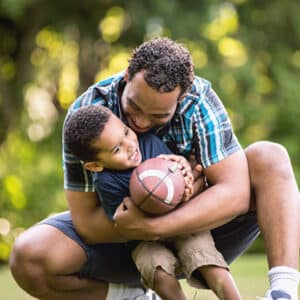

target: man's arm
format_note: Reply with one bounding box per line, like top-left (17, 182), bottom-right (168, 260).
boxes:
top-left (114, 150), bottom-right (250, 240)
top-left (65, 190), bottom-right (127, 244)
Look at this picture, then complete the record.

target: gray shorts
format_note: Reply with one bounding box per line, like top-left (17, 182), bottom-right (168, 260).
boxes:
top-left (40, 211), bottom-right (259, 284)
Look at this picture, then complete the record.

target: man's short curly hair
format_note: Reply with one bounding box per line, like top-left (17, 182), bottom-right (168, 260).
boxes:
top-left (64, 105), bottom-right (111, 162)
top-left (128, 37), bottom-right (194, 95)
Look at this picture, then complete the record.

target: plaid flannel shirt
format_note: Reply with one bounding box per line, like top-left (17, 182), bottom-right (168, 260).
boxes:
top-left (63, 72), bottom-right (241, 192)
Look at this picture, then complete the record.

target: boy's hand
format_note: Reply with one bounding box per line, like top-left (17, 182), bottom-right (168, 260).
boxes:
top-left (157, 154), bottom-right (194, 201)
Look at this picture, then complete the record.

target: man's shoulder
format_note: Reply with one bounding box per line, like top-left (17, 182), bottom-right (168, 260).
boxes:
top-left (178, 76), bottom-right (212, 116)
top-left (190, 76), bottom-right (212, 96)
top-left (68, 71), bottom-right (124, 113)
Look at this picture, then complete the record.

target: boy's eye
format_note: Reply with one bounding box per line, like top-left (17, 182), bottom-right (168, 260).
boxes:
top-left (125, 127), bottom-right (129, 136)
top-left (113, 146), bottom-right (120, 154)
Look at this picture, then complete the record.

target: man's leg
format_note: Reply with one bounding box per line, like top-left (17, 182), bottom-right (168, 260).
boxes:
top-left (245, 141), bottom-right (300, 298)
top-left (10, 224), bottom-right (108, 300)
top-left (9, 212), bottom-right (153, 300)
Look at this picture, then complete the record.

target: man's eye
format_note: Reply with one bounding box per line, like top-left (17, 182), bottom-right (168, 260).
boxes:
top-left (129, 100), bottom-right (140, 112)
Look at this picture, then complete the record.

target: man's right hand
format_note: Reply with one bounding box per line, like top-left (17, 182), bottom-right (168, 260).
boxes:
top-left (113, 197), bottom-right (160, 241)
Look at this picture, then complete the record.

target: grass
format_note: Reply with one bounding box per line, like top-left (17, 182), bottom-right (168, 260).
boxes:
top-left (0, 254), bottom-right (270, 300)
top-left (181, 253), bottom-right (269, 300)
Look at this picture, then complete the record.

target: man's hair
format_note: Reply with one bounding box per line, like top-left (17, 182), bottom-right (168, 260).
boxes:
top-left (128, 37), bottom-right (194, 95)
top-left (64, 105), bottom-right (111, 162)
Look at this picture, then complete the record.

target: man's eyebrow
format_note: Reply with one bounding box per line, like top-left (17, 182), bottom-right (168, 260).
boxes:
top-left (127, 97), bottom-right (171, 118)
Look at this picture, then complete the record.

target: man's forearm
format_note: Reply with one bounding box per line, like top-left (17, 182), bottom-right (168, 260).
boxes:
top-left (152, 182), bottom-right (250, 238)
top-left (72, 206), bottom-right (127, 244)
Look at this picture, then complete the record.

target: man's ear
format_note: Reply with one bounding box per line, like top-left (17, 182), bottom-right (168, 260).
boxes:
top-left (178, 93), bottom-right (186, 103)
top-left (84, 161), bottom-right (104, 172)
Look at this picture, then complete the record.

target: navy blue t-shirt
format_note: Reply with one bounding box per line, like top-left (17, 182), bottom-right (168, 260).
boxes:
top-left (94, 133), bottom-right (172, 219)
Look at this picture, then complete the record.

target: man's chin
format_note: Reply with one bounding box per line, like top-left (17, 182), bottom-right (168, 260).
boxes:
top-left (128, 120), bottom-right (151, 133)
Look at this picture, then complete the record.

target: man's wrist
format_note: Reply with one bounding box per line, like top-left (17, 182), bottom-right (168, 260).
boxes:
top-left (148, 216), bottom-right (168, 240)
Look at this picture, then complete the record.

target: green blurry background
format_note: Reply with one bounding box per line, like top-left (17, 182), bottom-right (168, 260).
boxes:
top-left (0, 0), bottom-right (299, 282)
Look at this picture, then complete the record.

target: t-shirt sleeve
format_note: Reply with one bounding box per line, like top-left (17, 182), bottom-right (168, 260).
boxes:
top-left (94, 172), bottom-right (129, 219)
top-left (193, 87), bottom-right (242, 168)
top-left (139, 133), bottom-right (173, 159)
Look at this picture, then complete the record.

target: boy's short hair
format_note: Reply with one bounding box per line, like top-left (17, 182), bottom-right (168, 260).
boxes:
top-left (64, 105), bottom-right (111, 162)
top-left (128, 37), bottom-right (194, 96)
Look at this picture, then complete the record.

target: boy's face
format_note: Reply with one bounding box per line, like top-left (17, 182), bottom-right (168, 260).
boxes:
top-left (91, 113), bottom-right (142, 170)
top-left (121, 70), bottom-right (182, 133)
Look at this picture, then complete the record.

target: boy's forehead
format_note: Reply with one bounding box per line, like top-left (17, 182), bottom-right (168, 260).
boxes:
top-left (96, 114), bottom-right (124, 149)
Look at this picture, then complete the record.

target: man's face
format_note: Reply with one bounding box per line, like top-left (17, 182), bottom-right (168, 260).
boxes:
top-left (93, 113), bottom-right (142, 170)
top-left (121, 71), bottom-right (181, 133)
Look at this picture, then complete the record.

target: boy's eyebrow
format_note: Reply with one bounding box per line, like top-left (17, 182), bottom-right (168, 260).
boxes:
top-left (109, 125), bottom-right (127, 153)
top-left (127, 97), bottom-right (171, 118)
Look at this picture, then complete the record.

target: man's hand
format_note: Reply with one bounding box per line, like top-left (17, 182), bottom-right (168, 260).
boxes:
top-left (113, 197), bottom-right (160, 241)
top-left (188, 154), bottom-right (207, 196)
top-left (157, 154), bottom-right (194, 201)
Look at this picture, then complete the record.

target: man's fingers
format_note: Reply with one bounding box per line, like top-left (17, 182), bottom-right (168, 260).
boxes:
top-left (193, 176), bottom-right (207, 195)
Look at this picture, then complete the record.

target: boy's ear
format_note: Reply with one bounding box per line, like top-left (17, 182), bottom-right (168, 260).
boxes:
top-left (84, 161), bottom-right (104, 172)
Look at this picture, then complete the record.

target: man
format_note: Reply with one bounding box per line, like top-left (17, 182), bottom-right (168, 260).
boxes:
top-left (10, 37), bottom-right (300, 300)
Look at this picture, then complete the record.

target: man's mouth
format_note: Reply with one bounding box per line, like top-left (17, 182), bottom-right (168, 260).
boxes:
top-left (128, 117), bottom-right (150, 133)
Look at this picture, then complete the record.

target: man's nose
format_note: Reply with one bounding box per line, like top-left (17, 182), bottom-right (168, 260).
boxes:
top-left (134, 115), bottom-right (151, 128)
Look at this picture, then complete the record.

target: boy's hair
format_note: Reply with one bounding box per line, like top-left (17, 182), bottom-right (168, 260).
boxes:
top-left (64, 105), bottom-right (111, 162)
top-left (128, 37), bottom-right (194, 96)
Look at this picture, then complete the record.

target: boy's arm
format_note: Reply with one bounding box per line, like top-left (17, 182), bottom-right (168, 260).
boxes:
top-left (65, 190), bottom-right (127, 244)
top-left (114, 150), bottom-right (250, 240)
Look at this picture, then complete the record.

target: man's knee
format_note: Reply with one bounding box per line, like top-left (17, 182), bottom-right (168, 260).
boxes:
top-left (10, 228), bottom-right (49, 297)
top-left (245, 141), bottom-right (292, 180)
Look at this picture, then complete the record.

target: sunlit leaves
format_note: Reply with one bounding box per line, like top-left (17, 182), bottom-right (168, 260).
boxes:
top-left (291, 50), bottom-right (300, 68)
top-left (0, 57), bottom-right (16, 80)
top-left (36, 28), bottom-right (63, 59)
top-left (58, 63), bottom-right (79, 109)
top-left (95, 51), bottom-right (130, 82)
top-left (99, 7), bottom-right (125, 43)
top-left (3, 175), bottom-right (27, 209)
top-left (0, 218), bottom-right (10, 236)
top-left (204, 3), bottom-right (239, 41)
top-left (32, 28), bottom-right (79, 110)
top-left (25, 85), bottom-right (59, 141)
top-left (218, 37), bottom-right (248, 67)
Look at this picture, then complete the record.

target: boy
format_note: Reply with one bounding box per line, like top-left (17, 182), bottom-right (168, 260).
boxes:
top-left (64, 104), bottom-right (242, 300)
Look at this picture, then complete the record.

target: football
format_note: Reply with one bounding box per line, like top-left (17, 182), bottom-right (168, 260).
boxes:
top-left (129, 157), bottom-right (186, 215)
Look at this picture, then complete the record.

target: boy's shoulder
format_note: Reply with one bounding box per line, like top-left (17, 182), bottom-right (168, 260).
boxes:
top-left (138, 133), bottom-right (172, 159)
top-left (94, 167), bottom-right (132, 192)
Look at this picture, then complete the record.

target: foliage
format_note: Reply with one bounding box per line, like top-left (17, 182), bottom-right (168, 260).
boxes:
top-left (1, 0), bottom-right (300, 261)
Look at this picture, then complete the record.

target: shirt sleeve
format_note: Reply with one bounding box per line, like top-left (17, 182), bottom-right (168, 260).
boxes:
top-left (63, 142), bottom-right (95, 192)
top-left (94, 171), bottom-right (130, 219)
top-left (193, 87), bottom-right (242, 168)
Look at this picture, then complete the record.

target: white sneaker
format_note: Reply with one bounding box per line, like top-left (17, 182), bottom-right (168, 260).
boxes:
top-left (106, 283), bottom-right (161, 300)
top-left (135, 289), bottom-right (161, 300)
top-left (257, 290), bottom-right (292, 300)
